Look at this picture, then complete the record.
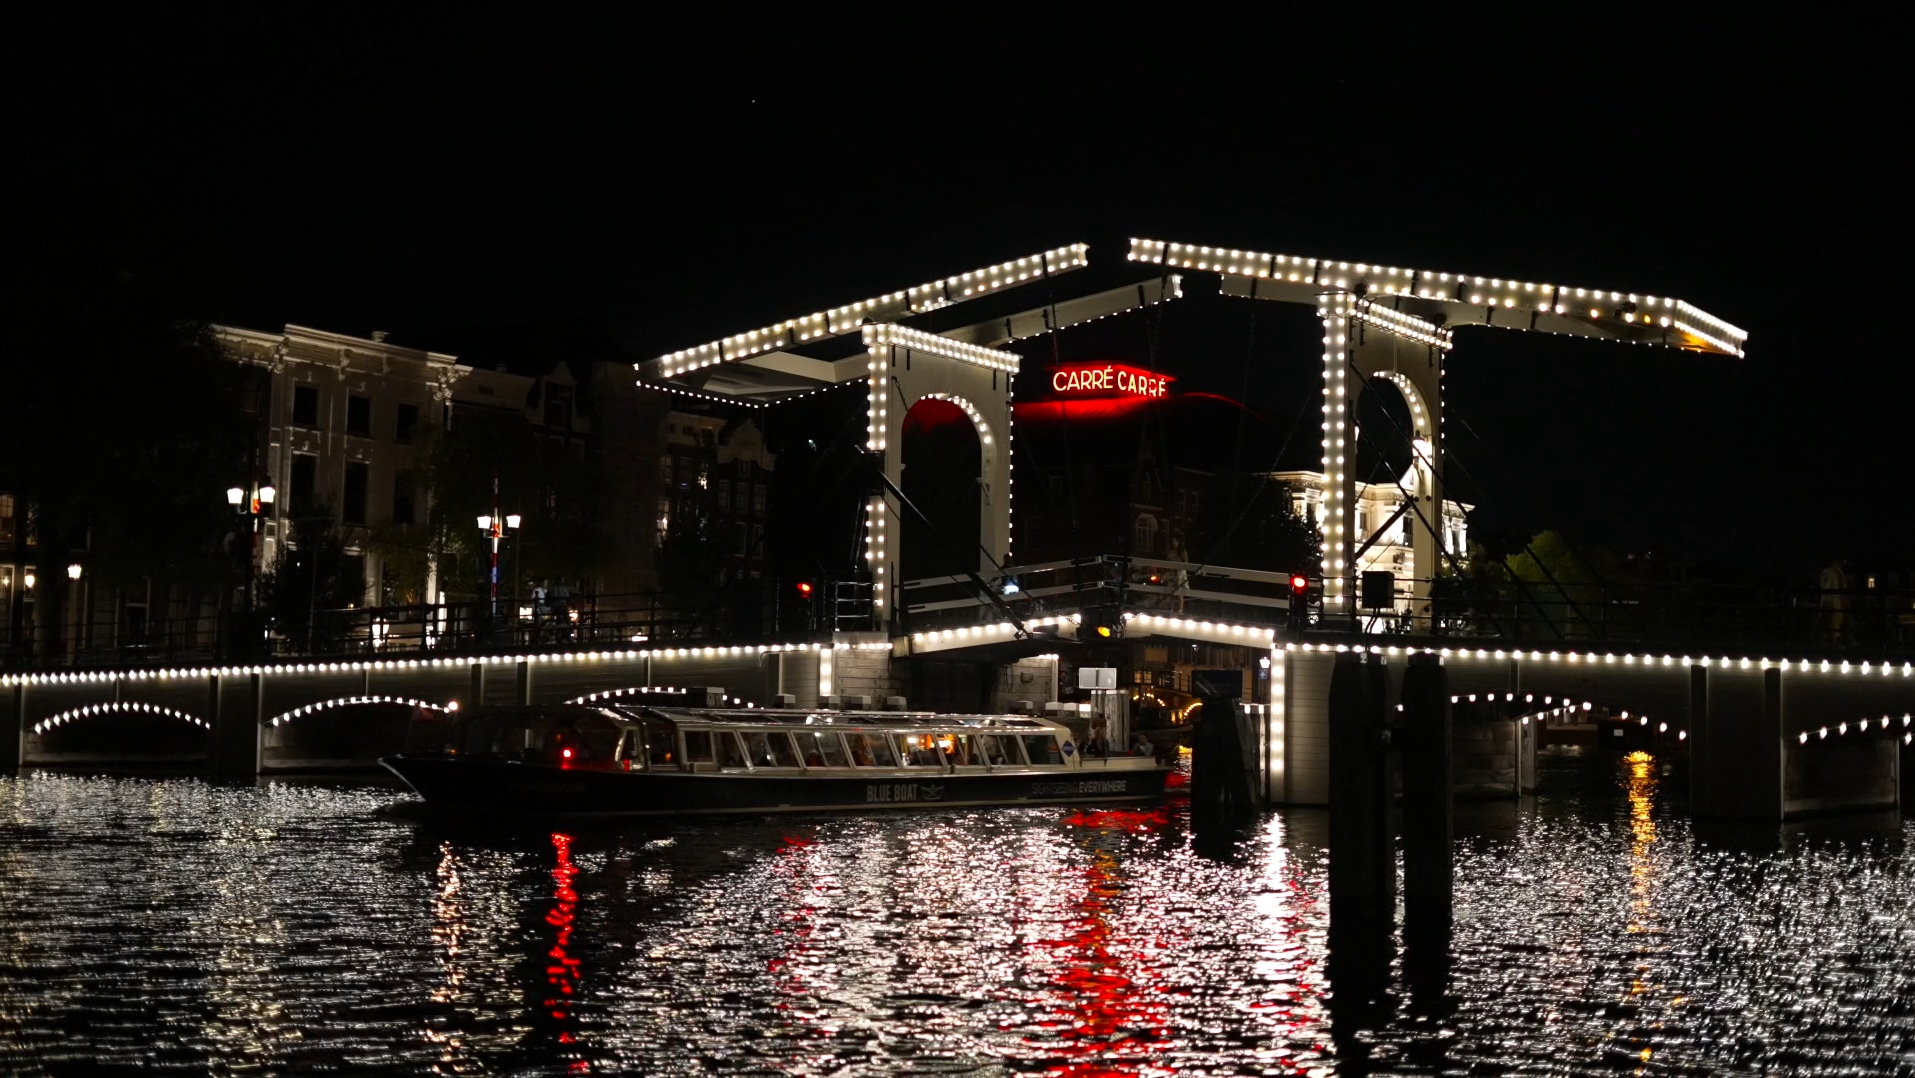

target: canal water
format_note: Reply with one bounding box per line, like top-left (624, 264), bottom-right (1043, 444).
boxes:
top-left (2, 750), bottom-right (1910, 1076)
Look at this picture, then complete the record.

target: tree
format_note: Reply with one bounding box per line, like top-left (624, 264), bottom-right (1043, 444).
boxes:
top-left (1199, 480), bottom-right (1322, 576)
top-left (255, 507), bottom-right (365, 654)
top-left (1501, 530), bottom-right (1623, 641)
top-left (2, 234), bottom-right (253, 660)
top-left (422, 404), bottom-right (609, 603)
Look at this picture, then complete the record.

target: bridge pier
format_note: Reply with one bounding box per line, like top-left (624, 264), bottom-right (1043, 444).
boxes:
top-left (3, 683), bottom-right (23, 771)
top-left (1688, 662), bottom-right (1902, 820)
top-left (208, 673), bottom-right (265, 779)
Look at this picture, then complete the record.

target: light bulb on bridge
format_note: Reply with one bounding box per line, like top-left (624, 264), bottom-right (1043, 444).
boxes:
top-left (505, 513), bottom-right (522, 530)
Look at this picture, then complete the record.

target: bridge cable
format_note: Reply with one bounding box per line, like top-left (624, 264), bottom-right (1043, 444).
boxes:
top-left (1165, 391), bottom-right (1317, 599)
top-left (1445, 408), bottom-right (1623, 625)
top-left (1338, 353), bottom-right (1591, 639)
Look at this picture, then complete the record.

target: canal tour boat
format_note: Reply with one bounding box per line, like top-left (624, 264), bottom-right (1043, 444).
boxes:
top-left (382, 703), bottom-right (1172, 816)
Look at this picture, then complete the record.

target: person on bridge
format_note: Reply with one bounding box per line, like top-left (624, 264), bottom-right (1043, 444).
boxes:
top-left (1819, 557), bottom-right (1852, 647)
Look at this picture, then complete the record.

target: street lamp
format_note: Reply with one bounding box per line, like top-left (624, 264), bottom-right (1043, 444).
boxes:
top-left (228, 480), bottom-right (276, 610)
top-left (478, 510), bottom-right (520, 625)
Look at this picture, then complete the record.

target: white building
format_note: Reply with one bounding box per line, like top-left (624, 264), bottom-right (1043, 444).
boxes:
top-left (217, 324), bottom-right (527, 607)
top-left (1266, 469), bottom-right (1470, 621)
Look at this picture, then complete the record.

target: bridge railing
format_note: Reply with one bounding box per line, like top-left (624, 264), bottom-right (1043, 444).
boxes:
top-left (898, 556), bottom-right (1294, 636)
top-left (0, 589), bottom-right (819, 672)
top-left (899, 557), bottom-right (1915, 659)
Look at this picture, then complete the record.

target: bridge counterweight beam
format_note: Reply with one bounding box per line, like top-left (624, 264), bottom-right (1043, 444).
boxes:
top-left (516, 661), bottom-right (533, 706)
top-left (469, 663), bottom-right (486, 707)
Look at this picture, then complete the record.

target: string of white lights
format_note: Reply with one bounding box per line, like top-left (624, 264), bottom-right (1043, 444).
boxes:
top-left (31, 701), bottom-right (210, 736)
top-left (654, 244), bottom-right (1086, 378)
top-left (1129, 237), bottom-right (1747, 357)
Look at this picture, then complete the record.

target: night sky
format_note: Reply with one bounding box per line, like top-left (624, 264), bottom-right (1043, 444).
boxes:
top-left (27, 10), bottom-right (1905, 578)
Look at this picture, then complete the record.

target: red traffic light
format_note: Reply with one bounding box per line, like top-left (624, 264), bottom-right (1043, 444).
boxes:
top-left (795, 581), bottom-right (814, 598)
top-left (1289, 574), bottom-right (1309, 594)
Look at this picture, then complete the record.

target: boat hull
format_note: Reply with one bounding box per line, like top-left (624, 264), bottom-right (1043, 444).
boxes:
top-left (381, 755), bottom-right (1172, 816)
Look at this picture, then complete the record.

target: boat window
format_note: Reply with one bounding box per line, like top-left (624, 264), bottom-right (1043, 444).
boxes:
top-left (717, 733), bottom-right (748, 770)
top-left (744, 731), bottom-right (802, 768)
top-left (845, 732), bottom-right (896, 767)
top-left (563, 718), bottom-right (622, 763)
top-left (645, 719), bottom-right (676, 766)
top-left (802, 730), bottom-right (849, 767)
top-left (941, 734), bottom-right (980, 767)
top-left (1022, 734), bottom-right (1063, 764)
top-left (683, 730), bottom-right (715, 765)
top-left (895, 733), bottom-right (942, 767)
top-left (978, 734), bottom-right (1018, 765)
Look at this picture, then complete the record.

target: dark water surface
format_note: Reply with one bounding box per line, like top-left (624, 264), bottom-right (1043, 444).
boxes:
top-left (2, 750), bottom-right (1911, 1076)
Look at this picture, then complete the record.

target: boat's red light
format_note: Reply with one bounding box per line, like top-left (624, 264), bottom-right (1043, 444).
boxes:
top-left (561, 748), bottom-right (573, 759)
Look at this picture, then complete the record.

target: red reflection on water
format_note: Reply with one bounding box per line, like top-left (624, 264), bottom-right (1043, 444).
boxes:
top-left (1063, 808), bottom-right (1169, 832)
top-left (545, 832), bottom-right (588, 1072)
top-left (1023, 813), bottom-right (1178, 1076)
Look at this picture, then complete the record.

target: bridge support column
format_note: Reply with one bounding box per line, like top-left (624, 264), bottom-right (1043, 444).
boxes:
top-left (1326, 652), bottom-right (1393, 1034)
top-left (468, 662), bottom-right (486, 707)
top-left (515, 661), bottom-right (533, 706)
top-left (1402, 652), bottom-right (1454, 1014)
top-left (3, 683), bottom-right (24, 772)
top-left (1689, 664), bottom-right (1783, 819)
top-left (209, 673), bottom-right (264, 779)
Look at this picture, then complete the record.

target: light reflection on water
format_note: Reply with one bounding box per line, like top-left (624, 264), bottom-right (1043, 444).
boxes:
top-left (0, 751), bottom-right (1910, 1076)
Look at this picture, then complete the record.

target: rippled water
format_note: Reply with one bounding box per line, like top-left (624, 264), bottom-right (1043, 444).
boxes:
top-left (2, 751), bottom-right (1911, 1076)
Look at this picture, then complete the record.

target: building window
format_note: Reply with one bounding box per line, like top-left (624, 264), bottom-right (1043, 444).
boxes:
top-left (751, 524), bottom-right (764, 555)
top-left (343, 461), bottom-right (369, 525)
top-left (0, 493), bottom-right (13, 546)
top-left (292, 385), bottom-right (320, 428)
top-left (289, 454), bottom-right (318, 514)
top-left (752, 484), bottom-right (766, 514)
top-left (1133, 514), bottom-right (1158, 555)
top-left (544, 386), bottom-right (572, 429)
top-left (716, 480), bottom-right (731, 511)
top-left (346, 395), bottom-right (372, 436)
top-left (395, 403), bottom-right (419, 444)
top-left (659, 456), bottom-right (672, 485)
top-left (734, 521), bottom-right (748, 556)
top-left (393, 471), bottom-right (418, 525)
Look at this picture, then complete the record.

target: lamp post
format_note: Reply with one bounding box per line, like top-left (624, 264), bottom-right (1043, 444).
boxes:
top-left (225, 480), bottom-right (277, 611)
top-left (66, 562), bottom-right (83, 664)
top-left (477, 507), bottom-right (520, 632)
top-left (226, 479), bottom-right (276, 659)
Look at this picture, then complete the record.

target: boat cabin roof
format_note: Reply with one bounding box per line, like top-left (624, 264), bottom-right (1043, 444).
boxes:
top-left (447, 704), bottom-right (1065, 736)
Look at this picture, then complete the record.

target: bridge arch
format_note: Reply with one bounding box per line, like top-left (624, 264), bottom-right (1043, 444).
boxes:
top-left (862, 324), bottom-right (1017, 617)
top-left (31, 701), bottom-right (210, 736)
top-left (265, 694), bottom-right (453, 727)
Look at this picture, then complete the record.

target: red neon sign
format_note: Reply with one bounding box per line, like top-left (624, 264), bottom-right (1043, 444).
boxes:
top-left (1049, 363), bottom-right (1172, 399)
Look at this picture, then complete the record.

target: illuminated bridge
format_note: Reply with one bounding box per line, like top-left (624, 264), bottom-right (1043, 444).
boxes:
top-left (7, 237), bottom-right (1910, 819)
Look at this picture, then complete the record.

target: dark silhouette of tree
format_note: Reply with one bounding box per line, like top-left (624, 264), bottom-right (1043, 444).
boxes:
top-left (3, 227), bottom-right (252, 660)
top-left (255, 506), bottom-right (364, 653)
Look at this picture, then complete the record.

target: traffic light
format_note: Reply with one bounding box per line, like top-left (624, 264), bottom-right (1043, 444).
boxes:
top-left (1288, 573), bottom-right (1311, 635)
top-left (795, 580), bottom-right (814, 599)
top-left (1083, 606), bottom-right (1122, 641)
